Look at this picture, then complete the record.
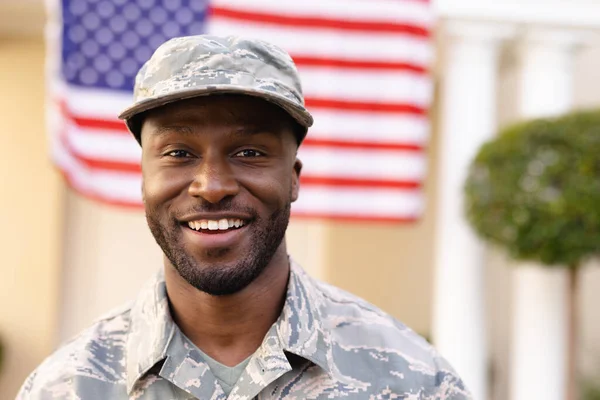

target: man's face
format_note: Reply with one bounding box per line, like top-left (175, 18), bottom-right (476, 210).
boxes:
top-left (140, 95), bottom-right (301, 296)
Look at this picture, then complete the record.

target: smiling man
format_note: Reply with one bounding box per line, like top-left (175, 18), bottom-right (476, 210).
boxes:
top-left (17, 35), bottom-right (471, 400)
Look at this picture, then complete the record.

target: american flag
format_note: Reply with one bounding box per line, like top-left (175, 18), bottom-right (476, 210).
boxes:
top-left (47, 0), bottom-right (434, 222)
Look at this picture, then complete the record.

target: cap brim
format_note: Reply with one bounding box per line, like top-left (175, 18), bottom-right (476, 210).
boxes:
top-left (118, 85), bottom-right (313, 135)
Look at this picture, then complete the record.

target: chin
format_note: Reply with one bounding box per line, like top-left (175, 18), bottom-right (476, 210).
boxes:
top-left (171, 250), bottom-right (270, 296)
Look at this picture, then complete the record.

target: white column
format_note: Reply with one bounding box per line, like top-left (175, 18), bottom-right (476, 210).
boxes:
top-left (432, 21), bottom-right (513, 400)
top-left (510, 29), bottom-right (582, 400)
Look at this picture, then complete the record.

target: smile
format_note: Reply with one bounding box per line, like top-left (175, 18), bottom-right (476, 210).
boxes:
top-left (187, 218), bottom-right (246, 232)
top-left (182, 217), bottom-right (249, 249)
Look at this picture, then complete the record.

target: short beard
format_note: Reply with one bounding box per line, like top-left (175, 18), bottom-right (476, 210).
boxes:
top-left (146, 201), bottom-right (291, 296)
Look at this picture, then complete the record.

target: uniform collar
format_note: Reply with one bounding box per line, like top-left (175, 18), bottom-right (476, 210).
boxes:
top-left (275, 260), bottom-right (333, 374)
top-left (125, 259), bottom-right (337, 395)
top-left (126, 270), bottom-right (175, 393)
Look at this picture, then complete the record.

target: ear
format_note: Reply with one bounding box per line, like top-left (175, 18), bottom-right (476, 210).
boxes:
top-left (141, 176), bottom-right (146, 205)
top-left (291, 158), bottom-right (302, 202)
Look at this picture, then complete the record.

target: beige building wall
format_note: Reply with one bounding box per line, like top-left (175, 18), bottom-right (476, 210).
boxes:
top-left (58, 193), bottom-right (162, 340)
top-left (0, 38), bottom-right (63, 398)
top-left (324, 130), bottom-right (439, 338)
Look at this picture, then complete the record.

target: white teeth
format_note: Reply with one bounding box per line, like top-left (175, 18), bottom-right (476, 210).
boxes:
top-left (189, 219), bottom-right (245, 231)
top-left (207, 220), bottom-right (219, 230)
top-left (218, 219), bottom-right (229, 230)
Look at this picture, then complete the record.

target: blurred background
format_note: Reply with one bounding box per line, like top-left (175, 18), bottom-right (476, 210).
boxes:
top-left (0, 0), bottom-right (599, 399)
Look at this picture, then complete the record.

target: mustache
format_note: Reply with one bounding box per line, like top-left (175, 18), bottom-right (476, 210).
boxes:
top-left (176, 199), bottom-right (258, 218)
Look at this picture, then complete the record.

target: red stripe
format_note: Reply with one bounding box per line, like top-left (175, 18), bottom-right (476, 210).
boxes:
top-left (57, 123), bottom-right (137, 172)
top-left (71, 115), bottom-right (128, 132)
top-left (66, 100), bottom-right (427, 124)
top-left (74, 154), bottom-right (141, 173)
top-left (57, 167), bottom-right (142, 209)
top-left (305, 98), bottom-right (426, 115)
top-left (209, 6), bottom-right (430, 38)
top-left (291, 212), bottom-right (419, 224)
top-left (302, 138), bottom-right (424, 152)
top-left (65, 105), bottom-right (426, 134)
top-left (293, 56), bottom-right (427, 74)
top-left (300, 176), bottom-right (420, 189)
top-left (58, 98), bottom-right (126, 132)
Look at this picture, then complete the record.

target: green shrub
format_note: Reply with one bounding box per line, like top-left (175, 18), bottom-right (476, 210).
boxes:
top-left (464, 110), bottom-right (600, 267)
top-left (583, 380), bottom-right (600, 400)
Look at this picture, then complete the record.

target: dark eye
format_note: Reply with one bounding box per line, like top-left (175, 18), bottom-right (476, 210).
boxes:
top-left (167, 150), bottom-right (192, 158)
top-left (234, 149), bottom-right (263, 158)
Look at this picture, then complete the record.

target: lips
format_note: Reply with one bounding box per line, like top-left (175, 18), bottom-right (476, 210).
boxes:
top-left (181, 215), bottom-right (251, 250)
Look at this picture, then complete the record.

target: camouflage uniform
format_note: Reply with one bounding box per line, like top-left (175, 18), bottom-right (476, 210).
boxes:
top-left (17, 260), bottom-right (470, 399)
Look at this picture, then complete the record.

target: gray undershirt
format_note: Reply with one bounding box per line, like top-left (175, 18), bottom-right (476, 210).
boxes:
top-left (196, 347), bottom-right (252, 396)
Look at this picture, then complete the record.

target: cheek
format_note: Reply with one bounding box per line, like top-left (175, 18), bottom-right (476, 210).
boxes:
top-left (238, 168), bottom-right (293, 209)
top-left (142, 168), bottom-right (192, 210)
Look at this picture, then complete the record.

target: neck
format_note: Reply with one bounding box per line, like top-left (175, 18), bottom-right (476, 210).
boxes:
top-left (164, 247), bottom-right (290, 367)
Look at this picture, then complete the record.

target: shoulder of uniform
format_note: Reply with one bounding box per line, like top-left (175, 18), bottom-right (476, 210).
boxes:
top-left (314, 281), bottom-right (470, 397)
top-left (16, 303), bottom-right (133, 398)
top-left (316, 279), bottom-right (454, 368)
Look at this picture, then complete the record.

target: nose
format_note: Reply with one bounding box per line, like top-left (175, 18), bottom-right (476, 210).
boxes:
top-left (188, 153), bottom-right (240, 204)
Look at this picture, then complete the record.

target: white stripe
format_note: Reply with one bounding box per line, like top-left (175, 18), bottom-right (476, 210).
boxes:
top-left (211, 0), bottom-right (434, 27)
top-left (207, 19), bottom-right (433, 66)
top-left (65, 123), bottom-right (141, 163)
top-left (54, 143), bottom-right (143, 203)
top-left (61, 86), bottom-right (132, 120)
top-left (309, 109), bottom-right (429, 145)
top-left (299, 67), bottom-right (432, 106)
top-left (293, 186), bottom-right (424, 218)
top-left (298, 147), bottom-right (426, 181)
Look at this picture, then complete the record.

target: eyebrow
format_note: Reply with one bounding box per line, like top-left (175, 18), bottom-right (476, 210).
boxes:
top-left (151, 124), bottom-right (279, 138)
top-left (151, 125), bottom-right (195, 137)
top-left (230, 126), bottom-right (277, 137)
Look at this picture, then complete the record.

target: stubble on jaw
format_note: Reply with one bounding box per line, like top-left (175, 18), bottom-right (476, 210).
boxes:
top-left (145, 199), bottom-right (291, 296)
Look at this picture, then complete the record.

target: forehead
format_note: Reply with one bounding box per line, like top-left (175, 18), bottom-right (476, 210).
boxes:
top-left (142, 94), bottom-right (294, 131)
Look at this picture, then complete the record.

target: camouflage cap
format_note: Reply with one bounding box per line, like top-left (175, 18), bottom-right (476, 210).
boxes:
top-left (118, 35), bottom-right (313, 143)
